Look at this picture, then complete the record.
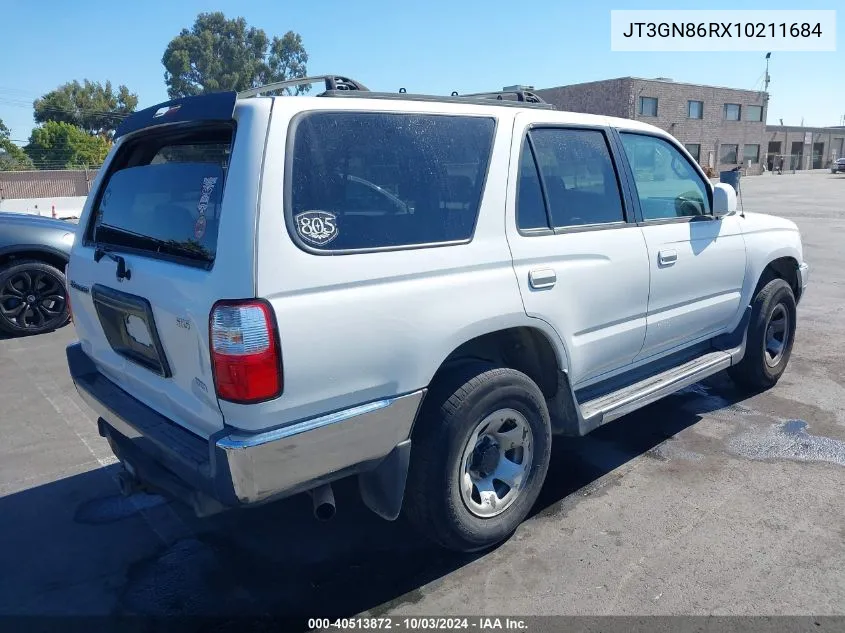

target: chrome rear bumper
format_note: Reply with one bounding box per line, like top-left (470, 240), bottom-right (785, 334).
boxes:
top-left (67, 342), bottom-right (424, 511)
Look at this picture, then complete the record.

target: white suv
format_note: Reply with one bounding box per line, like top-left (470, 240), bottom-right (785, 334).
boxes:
top-left (66, 76), bottom-right (809, 552)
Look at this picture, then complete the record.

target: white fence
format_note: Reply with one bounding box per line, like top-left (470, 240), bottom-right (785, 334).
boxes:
top-left (0, 196), bottom-right (87, 219)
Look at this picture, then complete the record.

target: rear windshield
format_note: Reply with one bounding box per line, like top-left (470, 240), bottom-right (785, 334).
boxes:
top-left (90, 129), bottom-right (232, 266)
top-left (288, 112), bottom-right (496, 251)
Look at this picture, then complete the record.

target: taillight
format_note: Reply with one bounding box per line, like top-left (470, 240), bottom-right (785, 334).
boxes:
top-left (209, 300), bottom-right (282, 403)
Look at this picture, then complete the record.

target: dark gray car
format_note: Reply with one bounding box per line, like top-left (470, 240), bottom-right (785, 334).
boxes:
top-left (0, 212), bottom-right (75, 335)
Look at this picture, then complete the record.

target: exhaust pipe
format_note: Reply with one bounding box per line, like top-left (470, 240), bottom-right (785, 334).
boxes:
top-left (309, 484), bottom-right (336, 521)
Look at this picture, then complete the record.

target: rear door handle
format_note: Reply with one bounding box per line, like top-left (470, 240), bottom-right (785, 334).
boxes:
top-left (529, 268), bottom-right (556, 289)
top-left (658, 249), bottom-right (678, 266)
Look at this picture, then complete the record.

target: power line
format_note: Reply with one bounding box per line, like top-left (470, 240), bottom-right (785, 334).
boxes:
top-left (0, 97), bottom-right (133, 119)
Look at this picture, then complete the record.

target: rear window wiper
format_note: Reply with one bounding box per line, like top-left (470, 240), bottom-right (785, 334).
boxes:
top-left (93, 225), bottom-right (214, 263)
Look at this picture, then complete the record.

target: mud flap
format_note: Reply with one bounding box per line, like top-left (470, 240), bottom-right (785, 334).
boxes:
top-left (358, 440), bottom-right (411, 521)
top-left (547, 370), bottom-right (585, 436)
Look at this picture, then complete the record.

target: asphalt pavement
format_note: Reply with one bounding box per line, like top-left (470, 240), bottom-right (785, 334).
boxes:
top-left (1, 171), bottom-right (844, 626)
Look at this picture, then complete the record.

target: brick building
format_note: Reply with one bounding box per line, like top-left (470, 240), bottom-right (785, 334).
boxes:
top-left (533, 77), bottom-right (769, 174)
top-left (763, 125), bottom-right (845, 171)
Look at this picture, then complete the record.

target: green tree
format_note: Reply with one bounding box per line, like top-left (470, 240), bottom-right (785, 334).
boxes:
top-left (33, 80), bottom-right (138, 137)
top-left (162, 12), bottom-right (308, 98)
top-left (25, 121), bottom-right (111, 169)
top-left (0, 118), bottom-right (34, 171)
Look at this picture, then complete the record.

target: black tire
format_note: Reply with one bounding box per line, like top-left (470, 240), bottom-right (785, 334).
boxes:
top-left (0, 259), bottom-right (69, 336)
top-left (403, 364), bottom-right (552, 553)
top-left (728, 278), bottom-right (797, 391)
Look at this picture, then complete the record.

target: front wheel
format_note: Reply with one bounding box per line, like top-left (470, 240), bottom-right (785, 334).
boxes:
top-left (0, 260), bottom-right (69, 336)
top-left (403, 365), bottom-right (552, 553)
top-left (728, 278), bottom-right (797, 390)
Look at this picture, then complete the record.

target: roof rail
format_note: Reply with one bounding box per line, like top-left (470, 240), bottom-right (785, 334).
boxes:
top-left (321, 90), bottom-right (555, 110)
top-left (238, 75), bottom-right (369, 98)
top-left (459, 89), bottom-right (548, 104)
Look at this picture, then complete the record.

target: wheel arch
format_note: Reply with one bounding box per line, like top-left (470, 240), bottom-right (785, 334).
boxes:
top-left (429, 322), bottom-right (568, 400)
top-left (0, 245), bottom-right (70, 273)
top-left (754, 255), bottom-right (801, 302)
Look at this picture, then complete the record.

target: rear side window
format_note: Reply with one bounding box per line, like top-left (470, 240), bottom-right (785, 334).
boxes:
top-left (288, 112), bottom-right (495, 251)
top-left (89, 127), bottom-right (232, 267)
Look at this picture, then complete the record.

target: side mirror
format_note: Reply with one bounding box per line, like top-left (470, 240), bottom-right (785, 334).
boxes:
top-left (712, 183), bottom-right (737, 217)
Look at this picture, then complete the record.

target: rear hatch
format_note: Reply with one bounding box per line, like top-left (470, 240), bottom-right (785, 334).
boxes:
top-left (67, 94), bottom-right (269, 438)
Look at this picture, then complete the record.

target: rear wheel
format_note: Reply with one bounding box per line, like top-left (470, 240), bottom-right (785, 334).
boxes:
top-left (728, 278), bottom-right (796, 390)
top-left (403, 364), bottom-right (552, 553)
top-left (0, 260), bottom-right (69, 336)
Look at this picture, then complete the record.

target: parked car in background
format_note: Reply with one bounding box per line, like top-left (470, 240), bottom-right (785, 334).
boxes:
top-left (0, 212), bottom-right (74, 335)
top-left (830, 157), bottom-right (845, 174)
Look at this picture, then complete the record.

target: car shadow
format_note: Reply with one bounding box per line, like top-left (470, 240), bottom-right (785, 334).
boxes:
top-left (0, 373), bottom-right (751, 626)
top-left (0, 321), bottom-right (72, 341)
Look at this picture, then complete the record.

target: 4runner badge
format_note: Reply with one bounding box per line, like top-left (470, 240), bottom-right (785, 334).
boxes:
top-left (295, 211), bottom-right (338, 246)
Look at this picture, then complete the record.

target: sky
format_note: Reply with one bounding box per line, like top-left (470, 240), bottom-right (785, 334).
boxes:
top-left (0, 0), bottom-right (842, 143)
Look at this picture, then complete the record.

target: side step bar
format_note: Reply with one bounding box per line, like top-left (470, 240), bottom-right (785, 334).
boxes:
top-left (578, 350), bottom-right (733, 431)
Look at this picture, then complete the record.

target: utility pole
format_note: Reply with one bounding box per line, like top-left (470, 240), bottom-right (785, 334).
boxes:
top-left (764, 52), bottom-right (771, 103)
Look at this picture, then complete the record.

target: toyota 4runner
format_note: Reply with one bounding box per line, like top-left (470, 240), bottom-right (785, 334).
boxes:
top-left (65, 76), bottom-right (809, 552)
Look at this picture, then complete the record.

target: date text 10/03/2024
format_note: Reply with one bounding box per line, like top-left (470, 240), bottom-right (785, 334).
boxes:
top-left (308, 617), bottom-right (529, 631)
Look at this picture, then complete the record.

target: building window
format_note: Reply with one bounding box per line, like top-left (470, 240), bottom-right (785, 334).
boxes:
top-left (743, 144), bottom-right (760, 164)
top-left (639, 97), bottom-right (658, 117)
top-left (724, 104), bottom-right (741, 121)
top-left (720, 144), bottom-right (739, 164)
top-left (746, 105), bottom-right (763, 122)
top-left (684, 144), bottom-right (701, 162)
top-left (687, 101), bottom-right (703, 119)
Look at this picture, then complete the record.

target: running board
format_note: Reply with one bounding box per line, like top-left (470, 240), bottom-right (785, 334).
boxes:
top-left (578, 350), bottom-right (733, 433)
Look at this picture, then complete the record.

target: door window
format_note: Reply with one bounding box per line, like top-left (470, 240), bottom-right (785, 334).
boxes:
top-left (518, 128), bottom-right (626, 229)
top-left (619, 133), bottom-right (711, 220)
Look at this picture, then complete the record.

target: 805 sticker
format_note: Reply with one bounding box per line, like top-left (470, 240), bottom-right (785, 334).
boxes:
top-left (295, 210), bottom-right (338, 246)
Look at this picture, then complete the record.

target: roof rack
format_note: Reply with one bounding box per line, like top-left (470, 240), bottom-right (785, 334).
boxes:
top-left (238, 75), bottom-right (369, 98)
top-left (459, 89), bottom-right (549, 104)
top-left (321, 90), bottom-right (555, 110)
top-left (239, 75), bottom-right (554, 110)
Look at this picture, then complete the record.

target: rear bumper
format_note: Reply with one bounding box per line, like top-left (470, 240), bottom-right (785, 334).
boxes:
top-left (67, 342), bottom-right (425, 511)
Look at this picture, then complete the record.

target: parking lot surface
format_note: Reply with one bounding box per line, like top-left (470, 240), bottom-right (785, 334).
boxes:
top-left (1, 172), bottom-right (844, 623)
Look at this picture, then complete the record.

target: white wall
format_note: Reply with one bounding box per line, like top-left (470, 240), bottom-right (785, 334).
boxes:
top-left (0, 196), bottom-right (87, 219)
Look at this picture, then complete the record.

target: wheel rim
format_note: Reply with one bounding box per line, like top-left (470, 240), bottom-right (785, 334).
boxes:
top-left (459, 408), bottom-right (534, 518)
top-left (764, 303), bottom-right (789, 368)
top-left (0, 269), bottom-right (67, 331)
